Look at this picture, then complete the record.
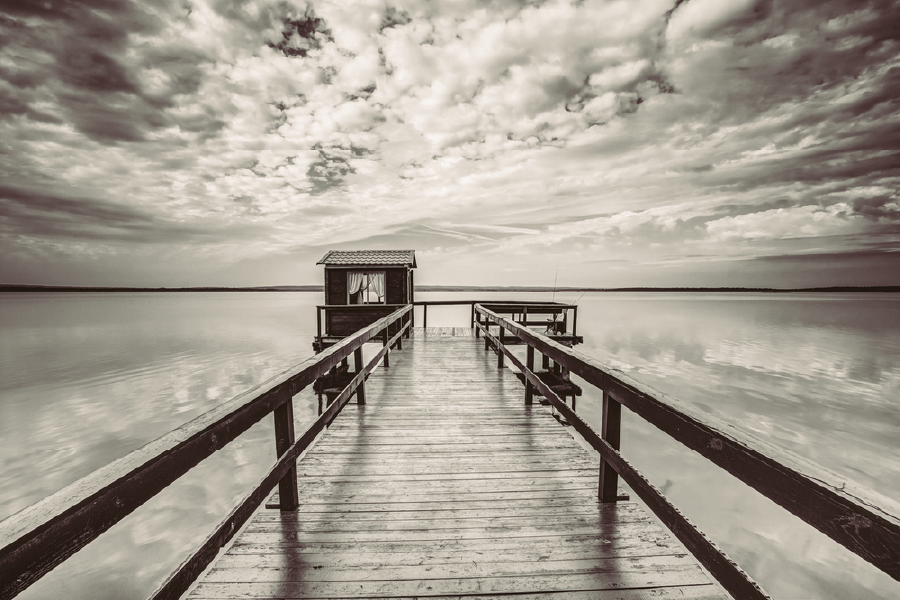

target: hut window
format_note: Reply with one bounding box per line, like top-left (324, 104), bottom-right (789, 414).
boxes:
top-left (348, 271), bottom-right (385, 304)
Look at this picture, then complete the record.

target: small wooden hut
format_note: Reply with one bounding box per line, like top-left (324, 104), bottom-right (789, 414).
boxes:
top-left (313, 249), bottom-right (416, 351)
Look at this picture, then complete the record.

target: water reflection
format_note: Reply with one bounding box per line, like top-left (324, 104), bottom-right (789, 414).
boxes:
top-left (565, 292), bottom-right (900, 600)
top-left (1, 291), bottom-right (898, 599)
top-left (0, 292), bottom-right (321, 599)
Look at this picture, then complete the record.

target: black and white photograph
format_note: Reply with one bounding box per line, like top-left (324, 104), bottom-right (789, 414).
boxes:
top-left (1, 1), bottom-right (898, 599)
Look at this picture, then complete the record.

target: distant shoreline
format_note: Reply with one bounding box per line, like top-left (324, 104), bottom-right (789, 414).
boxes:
top-left (1, 284), bottom-right (898, 293)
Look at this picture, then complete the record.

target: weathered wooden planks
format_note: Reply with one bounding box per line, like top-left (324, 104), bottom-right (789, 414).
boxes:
top-left (411, 326), bottom-right (476, 337)
top-left (188, 335), bottom-right (727, 600)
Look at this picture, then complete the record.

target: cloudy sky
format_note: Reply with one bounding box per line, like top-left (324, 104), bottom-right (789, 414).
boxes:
top-left (1, 0), bottom-right (898, 288)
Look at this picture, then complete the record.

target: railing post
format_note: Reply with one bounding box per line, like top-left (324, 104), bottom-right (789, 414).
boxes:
top-left (572, 306), bottom-right (577, 337)
top-left (273, 389), bottom-right (299, 511)
top-left (474, 305), bottom-right (480, 338)
top-left (522, 306), bottom-right (528, 326)
top-left (497, 325), bottom-right (505, 368)
top-left (382, 329), bottom-right (390, 368)
top-left (423, 303), bottom-right (428, 328)
top-left (470, 303), bottom-right (475, 329)
top-left (316, 306), bottom-right (322, 344)
top-left (599, 390), bottom-right (621, 503)
top-left (525, 345), bottom-right (534, 405)
top-left (354, 347), bottom-right (366, 404)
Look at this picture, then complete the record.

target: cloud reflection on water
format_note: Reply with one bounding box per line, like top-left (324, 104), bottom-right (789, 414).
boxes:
top-left (571, 292), bottom-right (900, 599)
top-left (1, 291), bottom-right (898, 599)
top-left (0, 292), bottom-right (320, 599)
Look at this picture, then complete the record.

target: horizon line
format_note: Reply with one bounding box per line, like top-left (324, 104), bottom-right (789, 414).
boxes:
top-left (1, 284), bottom-right (898, 293)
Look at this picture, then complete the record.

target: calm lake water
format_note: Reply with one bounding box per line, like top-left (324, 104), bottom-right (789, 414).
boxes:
top-left (1, 291), bottom-right (898, 599)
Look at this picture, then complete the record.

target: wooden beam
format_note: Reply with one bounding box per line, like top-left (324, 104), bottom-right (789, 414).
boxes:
top-left (525, 345), bottom-right (535, 406)
top-left (599, 391), bottom-right (621, 503)
top-left (475, 305), bottom-right (900, 581)
top-left (353, 347), bottom-right (366, 404)
top-left (273, 390), bottom-right (299, 511)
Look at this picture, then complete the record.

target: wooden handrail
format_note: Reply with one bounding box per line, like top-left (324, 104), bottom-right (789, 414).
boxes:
top-left (316, 303), bottom-right (408, 309)
top-left (475, 304), bottom-right (900, 588)
top-left (478, 317), bottom-right (768, 599)
top-left (404, 299), bottom-right (575, 329)
top-left (150, 317), bottom-right (410, 600)
top-left (410, 300), bottom-right (576, 307)
top-left (0, 305), bottom-right (412, 600)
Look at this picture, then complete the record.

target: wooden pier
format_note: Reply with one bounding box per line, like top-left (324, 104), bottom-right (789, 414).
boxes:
top-left (188, 330), bottom-right (726, 599)
top-left (3, 304), bottom-right (898, 600)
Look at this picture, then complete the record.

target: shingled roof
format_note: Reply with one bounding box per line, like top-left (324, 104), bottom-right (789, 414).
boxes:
top-left (317, 250), bottom-right (417, 268)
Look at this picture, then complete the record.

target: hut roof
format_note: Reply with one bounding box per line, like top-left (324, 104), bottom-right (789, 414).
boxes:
top-left (317, 250), bottom-right (417, 268)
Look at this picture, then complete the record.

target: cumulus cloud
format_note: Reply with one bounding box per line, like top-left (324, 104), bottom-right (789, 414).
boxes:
top-left (0, 0), bottom-right (898, 286)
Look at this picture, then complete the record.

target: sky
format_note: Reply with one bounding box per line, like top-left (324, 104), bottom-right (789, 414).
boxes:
top-left (1, 0), bottom-right (898, 288)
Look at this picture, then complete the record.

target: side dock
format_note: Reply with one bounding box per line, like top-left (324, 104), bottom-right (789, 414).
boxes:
top-left (188, 330), bottom-right (726, 599)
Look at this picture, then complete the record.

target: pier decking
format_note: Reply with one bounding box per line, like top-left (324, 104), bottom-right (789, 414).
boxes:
top-left (188, 330), bottom-right (727, 599)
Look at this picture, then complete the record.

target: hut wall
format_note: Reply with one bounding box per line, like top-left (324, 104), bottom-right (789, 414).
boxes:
top-left (326, 306), bottom-right (395, 336)
top-left (385, 268), bottom-right (408, 304)
top-left (325, 268), bottom-right (348, 305)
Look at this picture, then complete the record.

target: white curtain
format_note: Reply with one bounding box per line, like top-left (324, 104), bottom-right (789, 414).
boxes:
top-left (348, 272), bottom-right (365, 295)
top-left (370, 273), bottom-right (385, 300)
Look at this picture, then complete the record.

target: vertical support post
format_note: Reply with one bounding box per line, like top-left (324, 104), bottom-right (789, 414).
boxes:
top-left (599, 391), bottom-right (622, 503)
top-left (273, 390), bottom-right (299, 511)
top-left (525, 345), bottom-right (534, 405)
top-left (572, 306), bottom-right (578, 337)
top-left (474, 305), bottom-right (480, 338)
top-left (382, 329), bottom-right (390, 368)
top-left (542, 353), bottom-right (550, 369)
top-left (423, 303), bottom-right (428, 329)
top-left (316, 306), bottom-right (322, 346)
top-left (497, 326), bottom-right (505, 368)
top-left (522, 306), bottom-right (528, 326)
top-left (470, 303), bottom-right (475, 329)
top-left (354, 347), bottom-right (366, 405)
